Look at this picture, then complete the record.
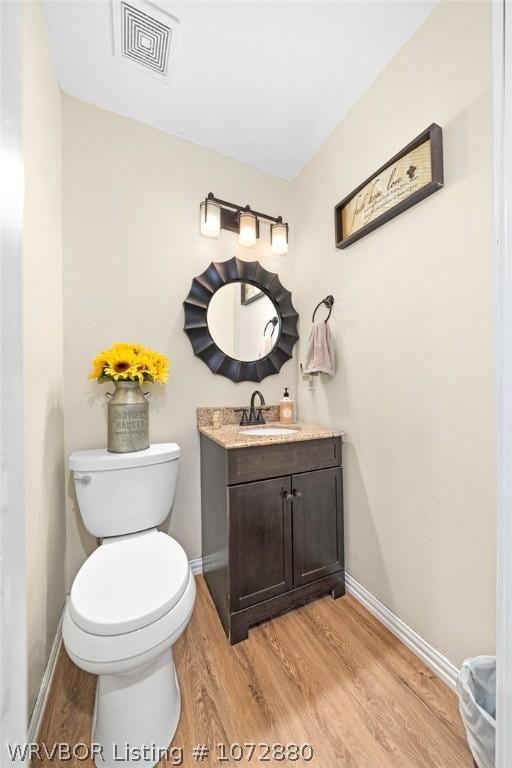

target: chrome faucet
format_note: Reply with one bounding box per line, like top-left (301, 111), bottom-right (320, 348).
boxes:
top-left (236, 390), bottom-right (269, 426)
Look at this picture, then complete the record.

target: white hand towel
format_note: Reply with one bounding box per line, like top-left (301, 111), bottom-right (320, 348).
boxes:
top-left (303, 320), bottom-right (335, 376)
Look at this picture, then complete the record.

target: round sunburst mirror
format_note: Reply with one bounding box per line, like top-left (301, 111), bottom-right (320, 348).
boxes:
top-left (183, 258), bottom-right (299, 383)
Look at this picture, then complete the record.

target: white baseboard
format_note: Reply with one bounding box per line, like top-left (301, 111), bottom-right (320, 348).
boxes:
top-left (345, 572), bottom-right (459, 690)
top-left (189, 556), bottom-right (203, 575)
top-left (27, 599), bottom-right (67, 743)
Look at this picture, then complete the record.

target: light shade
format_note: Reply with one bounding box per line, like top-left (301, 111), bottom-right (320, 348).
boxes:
top-left (238, 211), bottom-right (257, 247)
top-left (271, 221), bottom-right (288, 255)
top-left (200, 199), bottom-right (221, 238)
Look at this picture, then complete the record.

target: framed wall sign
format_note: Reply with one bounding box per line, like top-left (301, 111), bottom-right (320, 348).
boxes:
top-left (241, 283), bottom-right (263, 305)
top-left (334, 123), bottom-right (444, 249)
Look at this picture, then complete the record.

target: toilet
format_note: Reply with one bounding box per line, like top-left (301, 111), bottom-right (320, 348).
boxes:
top-left (63, 443), bottom-right (196, 768)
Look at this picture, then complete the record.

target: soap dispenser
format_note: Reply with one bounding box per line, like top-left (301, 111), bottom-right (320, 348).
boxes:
top-left (280, 387), bottom-right (295, 424)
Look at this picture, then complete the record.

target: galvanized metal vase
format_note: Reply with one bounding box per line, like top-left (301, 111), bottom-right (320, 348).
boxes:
top-left (106, 381), bottom-right (149, 453)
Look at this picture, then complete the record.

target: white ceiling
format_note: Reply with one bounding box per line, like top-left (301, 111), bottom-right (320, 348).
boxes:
top-left (43, 0), bottom-right (437, 180)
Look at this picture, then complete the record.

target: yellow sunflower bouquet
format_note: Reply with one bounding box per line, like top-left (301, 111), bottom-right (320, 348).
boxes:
top-left (89, 342), bottom-right (169, 385)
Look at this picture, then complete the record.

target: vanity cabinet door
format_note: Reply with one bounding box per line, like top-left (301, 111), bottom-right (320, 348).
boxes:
top-left (292, 467), bottom-right (344, 586)
top-left (229, 477), bottom-right (293, 611)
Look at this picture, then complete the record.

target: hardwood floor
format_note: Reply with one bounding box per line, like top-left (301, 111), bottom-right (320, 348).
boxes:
top-left (35, 576), bottom-right (472, 767)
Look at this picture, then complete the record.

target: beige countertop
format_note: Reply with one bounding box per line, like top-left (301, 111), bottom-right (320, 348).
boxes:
top-left (198, 421), bottom-right (344, 450)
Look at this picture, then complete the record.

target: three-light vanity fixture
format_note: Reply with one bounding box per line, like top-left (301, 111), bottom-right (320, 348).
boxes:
top-left (199, 192), bottom-right (289, 255)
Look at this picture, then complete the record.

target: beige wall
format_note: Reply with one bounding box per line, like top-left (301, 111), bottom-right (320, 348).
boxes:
top-left (62, 97), bottom-right (294, 588)
top-left (293, 0), bottom-right (495, 666)
top-left (22, 1), bottom-right (66, 714)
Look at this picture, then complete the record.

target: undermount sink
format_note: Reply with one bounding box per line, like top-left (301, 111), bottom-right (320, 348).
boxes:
top-left (239, 427), bottom-right (299, 436)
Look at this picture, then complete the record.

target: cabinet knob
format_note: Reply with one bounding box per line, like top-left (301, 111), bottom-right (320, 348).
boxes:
top-left (292, 489), bottom-right (303, 498)
top-left (282, 490), bottom-right (294, 502)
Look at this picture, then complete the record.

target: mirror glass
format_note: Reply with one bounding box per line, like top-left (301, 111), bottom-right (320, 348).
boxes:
top-left (207, 282), bottom-right (281, 362)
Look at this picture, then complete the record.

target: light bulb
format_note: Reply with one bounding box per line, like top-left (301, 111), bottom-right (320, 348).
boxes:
top-left (238, 211), bottom-right (257, 247)
top-left (271, 221), bottom-right (288, 255)
top-left (200, 199), bottom-right (221, 238)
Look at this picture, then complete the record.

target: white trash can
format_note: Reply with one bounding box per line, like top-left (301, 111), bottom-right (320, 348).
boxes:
top-left (457, 656), bottom-right (496, 768)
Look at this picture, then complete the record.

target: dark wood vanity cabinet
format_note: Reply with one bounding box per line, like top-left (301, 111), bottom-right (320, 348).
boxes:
top-left (200, 435), bottom-right (344, 644)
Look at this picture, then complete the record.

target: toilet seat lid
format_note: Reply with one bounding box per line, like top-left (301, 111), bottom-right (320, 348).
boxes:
top-left (69, 531), bottom-right (190, 636)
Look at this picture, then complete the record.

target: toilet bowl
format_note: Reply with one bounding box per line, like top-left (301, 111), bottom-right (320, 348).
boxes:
top-left (63, 444), bottom-right (195, 767)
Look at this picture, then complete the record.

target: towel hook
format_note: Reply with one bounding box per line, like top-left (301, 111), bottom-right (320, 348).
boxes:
top-left (312, 295), bottom-right (334, 323)
top-left (264, 316), bottom-right (279, 337)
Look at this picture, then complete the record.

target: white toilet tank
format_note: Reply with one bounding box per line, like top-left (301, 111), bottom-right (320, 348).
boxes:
top-left (69, 443), bottom-right (180, 538)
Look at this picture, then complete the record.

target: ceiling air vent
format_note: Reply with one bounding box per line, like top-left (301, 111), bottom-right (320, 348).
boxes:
top-left (112, 0), bottom-right (180, 83)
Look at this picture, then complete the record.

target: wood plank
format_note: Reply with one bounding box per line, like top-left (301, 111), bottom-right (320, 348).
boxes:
top-left (227, 438), bottom-right (341, 485)
top-left (292, 467), bottom-right (344, 585)
top-left (229, 476), bottom-right (293, 611)
top-left (34, 577), bottom-right (473, 768)
top-left (200, 434), bottom-right (230, 633)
